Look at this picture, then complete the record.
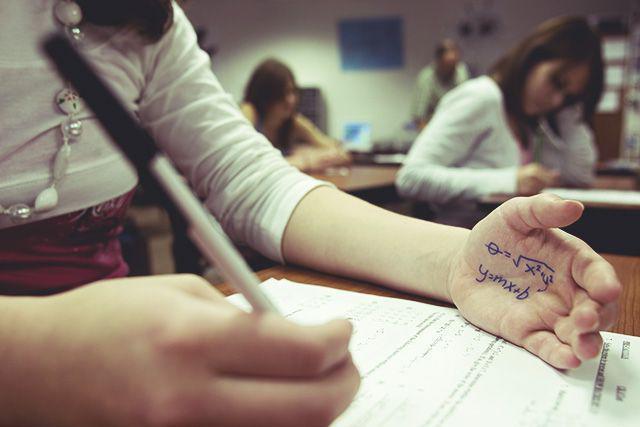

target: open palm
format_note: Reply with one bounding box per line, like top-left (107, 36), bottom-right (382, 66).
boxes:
top-left (448, 194), bottom-right (621, 369)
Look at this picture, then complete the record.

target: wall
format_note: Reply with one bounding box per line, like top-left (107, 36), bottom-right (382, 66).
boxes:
top-left (185, 0), bottom-right (632, 141)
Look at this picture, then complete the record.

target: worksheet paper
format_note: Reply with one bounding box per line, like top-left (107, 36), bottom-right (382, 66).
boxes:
top-left (543, 188), bottom-right (640, 206)
top-left (228, 280), bottom-right (639, 427)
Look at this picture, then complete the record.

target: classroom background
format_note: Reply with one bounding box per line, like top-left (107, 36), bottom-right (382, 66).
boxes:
top-left (185, 0), bottom-right (633, 146)
top-left (125, 0), bottom-right (640, 276)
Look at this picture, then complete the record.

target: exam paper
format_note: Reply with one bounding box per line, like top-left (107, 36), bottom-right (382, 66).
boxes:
top-left (228, 280), bottom-right (639, 427)
top-left (543, 188), bottom-right (640, 206)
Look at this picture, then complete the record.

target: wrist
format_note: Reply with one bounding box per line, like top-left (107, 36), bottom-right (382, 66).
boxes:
top-left (443, 228), bottom-right (469, 304)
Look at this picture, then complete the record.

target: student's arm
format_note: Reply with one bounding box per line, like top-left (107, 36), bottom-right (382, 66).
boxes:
top-left (287, 115), bottom-right (351, 172)
top-left (397, 84), bottom-right (518, 204)
top-left (284, 187), bottom-right (621, 370)
top-left (542, 105), bottom-right (597, 187)
top-left (138, 6), bottom-right (333, 263)
top-left (291, 114), bottom-right (339, 149)
top-left (0, 275), bottom-right (359, 427)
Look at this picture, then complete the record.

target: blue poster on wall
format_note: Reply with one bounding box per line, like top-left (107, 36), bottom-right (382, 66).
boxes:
top-left (338, 17), bottom-right (404, 71)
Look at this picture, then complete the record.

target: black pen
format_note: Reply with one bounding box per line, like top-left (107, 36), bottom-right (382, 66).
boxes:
top-left (43, 33), bottom-right (279, 313)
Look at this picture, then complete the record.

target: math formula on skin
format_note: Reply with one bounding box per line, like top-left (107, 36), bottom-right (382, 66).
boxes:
top-left (475, 242), bottom-right (556, 300)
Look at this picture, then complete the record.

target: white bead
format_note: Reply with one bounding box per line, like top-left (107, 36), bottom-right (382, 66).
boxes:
top-left (7, 204), bottom-right (33, 221)
top-left (53, 145), bottom-right (71, 180)
top-left (67, 26), bottom-right (85, 42)
top-left (34, 187), bottom-right (59, 213)
top-left (55, 88), bottom-right (84, 115)
top-left (63, 118), bottom-right (83, 139)
top-left (54, 1), bottom-right (83, 26)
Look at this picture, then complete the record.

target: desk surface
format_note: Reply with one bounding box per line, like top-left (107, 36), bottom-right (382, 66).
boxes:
top-left (311, 165), bottom-right (399, 193)
top-left (479, 176), bottom-right (640, 209)
top-left (216, 253), bottom-right (639, 337)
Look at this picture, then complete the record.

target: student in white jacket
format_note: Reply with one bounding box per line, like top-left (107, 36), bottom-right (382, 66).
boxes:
top-left (0, 5), bottom-right (618, 427)
top-left (397, 16), bottom-right (603, 227)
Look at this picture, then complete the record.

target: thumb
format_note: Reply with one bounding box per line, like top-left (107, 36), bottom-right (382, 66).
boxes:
top-left (500, 193), bottom-right (584, 234)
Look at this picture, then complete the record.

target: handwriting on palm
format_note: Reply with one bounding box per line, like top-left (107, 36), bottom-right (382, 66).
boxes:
top-left (448, 194), bottom-right (621, 369)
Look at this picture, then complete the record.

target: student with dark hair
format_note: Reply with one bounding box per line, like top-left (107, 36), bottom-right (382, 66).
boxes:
top-left (411, 39), bottom-right (470, 130)
top-left (0, 4), bottom-right (620, 426)
top-left (241, 58), bottom-right (350, 172)
top-left (398, 16), bottom-right (604, 227)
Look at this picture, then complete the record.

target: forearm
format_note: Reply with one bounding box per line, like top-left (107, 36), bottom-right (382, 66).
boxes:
top-left (282, 187), bottom-right (469, 302)
top-left (0, 296), bottom-right (48, 426)
top-left (285, 153), bottom-right (310, 171)
top-left (396, 163), bottom-right (518, 203)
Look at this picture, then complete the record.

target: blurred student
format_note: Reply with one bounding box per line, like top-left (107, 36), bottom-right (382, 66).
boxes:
top-left (412, 39), bottom-right (470, 131)
top-left (241, 58), bottom-right (350, 172)
top-left (397, 16), bottom-right (603, 227)
top-left (0, 3), bottom-right (619, 426)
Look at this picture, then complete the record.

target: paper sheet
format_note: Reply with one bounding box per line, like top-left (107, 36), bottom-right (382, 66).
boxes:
top-left (229, 280), bottom-right (639, 427)
top-left (543, 188), bottom-right (640, 206)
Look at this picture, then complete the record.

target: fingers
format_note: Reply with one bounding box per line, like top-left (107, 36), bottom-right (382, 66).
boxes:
top-left (501, 193), bottom-right (584, 234)
top-left (571, 249), bottom-right (622, 305)
top-left (599, 302), bottom-right (619, 331)
top-left (163, 357), bottom-right (360, 427)
top-left (208, 314), bottom-right (354, 377)
top-left (218, 357), bottom-right (360, 427)
top-left (551, 291), bottom-right (619, 362)
top-left (554, 299), bottom-right (603, 361)
top-left (521, 330), bottom-right (581, 369)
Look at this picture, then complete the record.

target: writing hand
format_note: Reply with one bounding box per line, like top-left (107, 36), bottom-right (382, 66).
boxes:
top-left (517, 163), bottom-right (560, 195)
top-left (1, 275), bottom-right (359, 427)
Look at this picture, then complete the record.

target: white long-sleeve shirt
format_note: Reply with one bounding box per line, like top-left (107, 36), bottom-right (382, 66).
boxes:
top-left (0, 2), bottom-right (325, 263)
top-left (397, 76), bottom-right (597, 207)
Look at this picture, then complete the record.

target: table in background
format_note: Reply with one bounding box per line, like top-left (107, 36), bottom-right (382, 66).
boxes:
top-left (478, 176), bottom-right (640, 255)
top-left (216, 253), bottom-right (639, 337)
top-left (311, 165), bottom-right (400, 205)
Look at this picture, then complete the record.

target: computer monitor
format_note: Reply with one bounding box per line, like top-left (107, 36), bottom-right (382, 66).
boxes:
top-left (343, 122), bottom-right (373, 152)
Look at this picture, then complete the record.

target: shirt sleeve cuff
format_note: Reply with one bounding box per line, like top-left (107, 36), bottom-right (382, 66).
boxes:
top-left (256, 177), bottom-right (336, 264)
top-left (480, 167), bottom-right (518, 196)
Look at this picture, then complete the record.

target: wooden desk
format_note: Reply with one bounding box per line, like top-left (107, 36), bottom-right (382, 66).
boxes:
top-left (216, 253), bottom-right (639, 337)
top-left (311, 165), bottom-right (400, 205)
top-left (478, 176), bottom-right (640, 255)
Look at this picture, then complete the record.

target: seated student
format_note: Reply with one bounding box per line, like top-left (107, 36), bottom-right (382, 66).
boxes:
top-left (0, 2), bottom-right (619, 426)
top-left (412, 39), bottom-right (470, 131)
top-left (240, 58), bottom-right (350, 172)
top-left (397, 17), bottom-right (602, 227)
